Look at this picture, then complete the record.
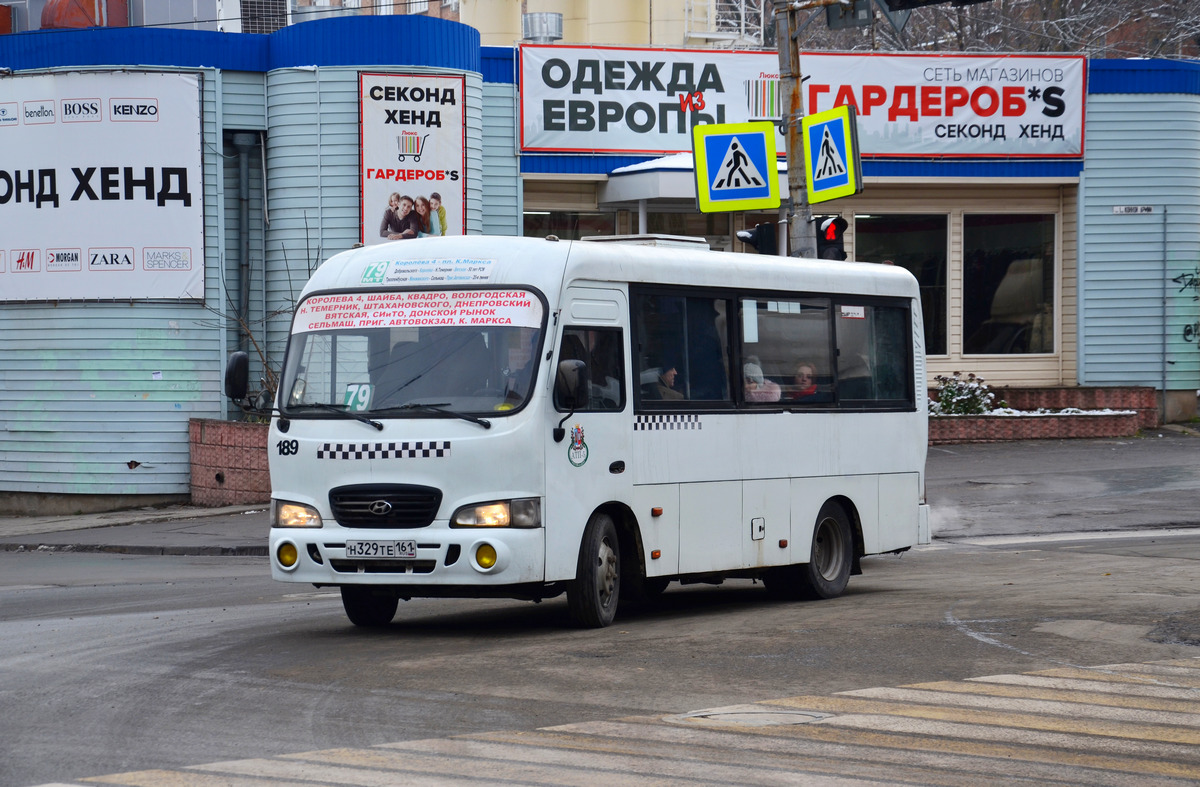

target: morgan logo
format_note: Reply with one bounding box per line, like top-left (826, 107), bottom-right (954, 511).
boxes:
top-left (47, 249), bottom-right (82, 272)
top-left (89, 247), bottom-right (135, 271)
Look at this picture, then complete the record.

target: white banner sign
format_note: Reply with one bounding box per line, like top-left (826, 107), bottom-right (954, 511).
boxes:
top-left (294, 289), bottom-right (543, 333)
top-left (0, 71), bottom-right (204, 301)
top-left (520, 44), bottom-right (778, 154)
top-left (799, 53), bottom-right (1086, 158)
top-left (360, 72), bottom-right (466, 246)
top-left (519, 46), bottom-right (1085, 158)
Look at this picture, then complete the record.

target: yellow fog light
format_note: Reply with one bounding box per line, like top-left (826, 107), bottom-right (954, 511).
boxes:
top-left (277, 542), bottom-right (299, 568)
top-left (475, 543), bottom-right (497, 569)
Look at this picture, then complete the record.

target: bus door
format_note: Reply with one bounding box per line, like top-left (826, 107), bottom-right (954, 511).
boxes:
top-left (543, 287), bottom-right (632, 581)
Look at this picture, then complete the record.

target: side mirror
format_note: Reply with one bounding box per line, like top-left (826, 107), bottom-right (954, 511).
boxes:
top-left (553, 359), bottom-right (587, 443)
top-left (224, 351), bottom-right (249, 400)
top-left (555, 359), bottom-right (587, 410)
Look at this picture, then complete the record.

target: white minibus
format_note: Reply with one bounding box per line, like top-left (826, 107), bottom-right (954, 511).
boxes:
top-left (225, 235), bottom-right (931, 627)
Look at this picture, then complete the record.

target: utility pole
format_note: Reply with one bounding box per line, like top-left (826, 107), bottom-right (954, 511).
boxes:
top-left (774, 0), bottom-right (819, 259)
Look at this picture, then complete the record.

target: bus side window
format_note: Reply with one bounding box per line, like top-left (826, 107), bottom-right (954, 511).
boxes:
top-left (633, 292), bottom-right (731, 405)
top-left (554, 327), bottom-right (626, 412)
top-left (835, 303), bottom-right (913, 406)
top-left (739, 297), bottom-right (834, 406)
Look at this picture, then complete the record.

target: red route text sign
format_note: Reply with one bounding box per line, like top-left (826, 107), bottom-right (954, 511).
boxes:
top-left (293, 289), bottom-right (543, 332)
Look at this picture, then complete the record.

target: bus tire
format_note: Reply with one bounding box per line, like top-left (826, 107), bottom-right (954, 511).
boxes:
top-left (567, 513), bottom-right (621, 628)
top-left (764, 501), bottom-right (852, 600)
top-left (340, 586), bottom-right (398, 627)
top-left (799, 501), bottom-right (853, 599)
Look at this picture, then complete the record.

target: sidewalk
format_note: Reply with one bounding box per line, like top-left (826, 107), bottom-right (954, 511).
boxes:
top-left (0, 503), bottom-right (270, 556)
top-left (1, 428), bottom-right (1197, 557)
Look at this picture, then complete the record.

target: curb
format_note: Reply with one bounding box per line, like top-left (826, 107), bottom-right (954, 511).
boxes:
top-left (0, 542), bottom-right (268, 557)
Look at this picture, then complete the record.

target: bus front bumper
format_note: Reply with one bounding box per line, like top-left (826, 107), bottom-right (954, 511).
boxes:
top-left (268, 526), bottom-right (546, 587)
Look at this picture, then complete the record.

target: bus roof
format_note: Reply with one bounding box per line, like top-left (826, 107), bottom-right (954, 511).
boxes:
top-left (303, 236), bottom-right (920, 301)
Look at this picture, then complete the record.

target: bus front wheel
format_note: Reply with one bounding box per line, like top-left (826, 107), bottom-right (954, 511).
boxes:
top-left (567, 513), bottom-right (621, 628)
top-left (340, 586), bottom-right (398, 627)
top-left (766, 501), bottom-right (853, 600)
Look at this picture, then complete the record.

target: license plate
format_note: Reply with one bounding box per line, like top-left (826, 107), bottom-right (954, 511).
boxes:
top-left (345, 539), bottom-right (418, 559)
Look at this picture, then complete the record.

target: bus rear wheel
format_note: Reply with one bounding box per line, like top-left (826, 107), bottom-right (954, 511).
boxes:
top-left (765, 501), bottom-right (853, 600)
top-left (340, 586), bottom-right (398, 627)
top-left (567, 513), bottom-right (620, 628)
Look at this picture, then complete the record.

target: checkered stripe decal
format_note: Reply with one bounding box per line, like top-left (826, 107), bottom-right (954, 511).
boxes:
top-left (316, 441), bottom-right (451, 459)
top-left (634, 414), bottom-right (703, 431)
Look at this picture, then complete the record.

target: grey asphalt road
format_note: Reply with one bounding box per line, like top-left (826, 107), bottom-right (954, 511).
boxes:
top-left (926, 430), bottom-right (1200, 539)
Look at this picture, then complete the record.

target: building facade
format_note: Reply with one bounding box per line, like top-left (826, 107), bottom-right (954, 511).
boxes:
top-left (1, 16), bottom-right (1197, 512)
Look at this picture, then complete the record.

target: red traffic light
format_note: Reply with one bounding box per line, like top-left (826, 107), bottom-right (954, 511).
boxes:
top-left (817, 216), bottom-right (847, 260)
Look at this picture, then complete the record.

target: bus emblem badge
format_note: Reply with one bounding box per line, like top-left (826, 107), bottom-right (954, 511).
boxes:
top-left (568, 425), bottom-right (588, 467)
top-left (369, 500), bottom-right (393, 516)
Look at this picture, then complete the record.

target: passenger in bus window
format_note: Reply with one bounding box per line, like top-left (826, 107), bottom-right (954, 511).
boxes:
top-left (786, 360), bottom-right (832, 403)
top-left (656, 363), bottom-right (685, 400)
top-left (743, 362), bottom-right (780, 402)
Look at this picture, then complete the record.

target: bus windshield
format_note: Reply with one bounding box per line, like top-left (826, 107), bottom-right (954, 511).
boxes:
top-left (279, 288), bottom-right (545, 417)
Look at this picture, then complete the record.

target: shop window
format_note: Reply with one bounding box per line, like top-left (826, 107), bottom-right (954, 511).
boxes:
top-left (963, 214), bottom-right (1055, 355)
top-left (524, 211), bottom-right (615, 240)
top-left (854, 214), bottom-right (947, 356)
top-left (739, 297), bottom-right (833, 405)
top-left (834, 302), bottom-right (913, 406)
top-left (632, 291), bottom-right (731, 404)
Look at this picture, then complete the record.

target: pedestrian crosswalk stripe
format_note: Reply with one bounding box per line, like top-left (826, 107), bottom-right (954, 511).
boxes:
top-left (972, 672), bottom-right (1200, 698)
top-left (1031, 663), bottom-right (1200, 688)
top-left (765, 694), bottom-right (1200, 744)
top-left (910, 677), bottom-right (1200, 713)
top-left (843, 686), bottom-right (1200, 726)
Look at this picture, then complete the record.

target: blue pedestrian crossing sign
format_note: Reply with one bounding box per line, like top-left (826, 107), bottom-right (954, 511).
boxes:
top-left (692, 122), bottom-right (780, 213)
top-left (801, 105), bottom-right (863, 205)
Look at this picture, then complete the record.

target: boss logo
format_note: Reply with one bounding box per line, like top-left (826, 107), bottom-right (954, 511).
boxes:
top-left (62, 100), bottom-right (101, 121)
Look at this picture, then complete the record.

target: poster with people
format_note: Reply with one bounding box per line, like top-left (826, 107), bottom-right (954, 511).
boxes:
top-left (359, 72), bottom-right (465, 246)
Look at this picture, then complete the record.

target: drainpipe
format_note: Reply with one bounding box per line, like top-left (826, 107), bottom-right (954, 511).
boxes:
top-left (1161, 206), bottom-right (1169, 420)
top-left (638, 199), bottom-right (647, 234)
top-left (233, 133), bottom-right (256, 354)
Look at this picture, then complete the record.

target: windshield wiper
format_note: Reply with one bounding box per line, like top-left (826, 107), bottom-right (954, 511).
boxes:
top-left (292, 402), bottom-right (383, 431)
top-left (383, 401), bottom-right (492, 430)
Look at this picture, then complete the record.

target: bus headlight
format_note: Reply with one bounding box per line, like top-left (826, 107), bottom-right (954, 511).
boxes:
top-left (273, 500), bottom-right (323, 528)
top-left (451, 498), bottom-right (540, 528)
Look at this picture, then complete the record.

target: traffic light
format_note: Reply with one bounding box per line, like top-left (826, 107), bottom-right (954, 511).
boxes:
top-left (817, 216), bottom-right (848, 261)
top-left (736, 222), bottom-right (778, 256)
top-left (826, 0), bottom-right (872, 29)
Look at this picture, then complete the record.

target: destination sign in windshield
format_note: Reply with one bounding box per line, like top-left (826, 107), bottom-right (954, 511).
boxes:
top-left (292, 289), bottom-right (543, 332)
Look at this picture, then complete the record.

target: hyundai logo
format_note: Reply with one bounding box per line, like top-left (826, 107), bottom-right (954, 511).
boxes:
top-left (368, 500), bottom-right (393, 516)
